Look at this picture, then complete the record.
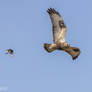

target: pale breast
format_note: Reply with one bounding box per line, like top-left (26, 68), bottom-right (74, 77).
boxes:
top-left (57, 27), bottom-right (66, 43)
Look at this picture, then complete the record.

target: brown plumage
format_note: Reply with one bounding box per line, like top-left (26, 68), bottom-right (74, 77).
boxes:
top-left (6, 49), bottom-right (14, 55)
top-left (44, 8), bottom-right (80, 60)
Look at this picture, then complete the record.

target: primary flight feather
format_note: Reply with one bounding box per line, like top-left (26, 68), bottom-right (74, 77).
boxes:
top-left (44, 8), bottom-right (80, 60)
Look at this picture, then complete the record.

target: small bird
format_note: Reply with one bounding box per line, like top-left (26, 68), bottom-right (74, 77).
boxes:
top-left (44, 8), bottom-right (80, 60)
top-left (6, 49), bottom-right (14, 56)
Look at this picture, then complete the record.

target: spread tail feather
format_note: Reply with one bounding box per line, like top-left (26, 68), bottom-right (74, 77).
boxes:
top-left (44, 43), bottom-right (56, 53)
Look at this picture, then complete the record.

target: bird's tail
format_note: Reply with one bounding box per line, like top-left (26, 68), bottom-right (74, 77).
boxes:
top-left (44, 43), bottom-right (56, 53)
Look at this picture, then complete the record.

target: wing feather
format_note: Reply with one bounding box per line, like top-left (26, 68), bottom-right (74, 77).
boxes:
top-left (47, 8), bottom-right (66, 43)
top-left (63, 47), bottom-right (80, 60)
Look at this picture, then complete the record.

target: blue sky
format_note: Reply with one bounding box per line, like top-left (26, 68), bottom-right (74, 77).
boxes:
top-left (0, 0), bottom-right (91, 92)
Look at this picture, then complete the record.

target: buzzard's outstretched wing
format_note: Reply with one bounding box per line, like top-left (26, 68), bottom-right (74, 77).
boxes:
top-left (47, 8), bottom-right (66, 43)
top-left (62, 47), bottom-right (80, 60)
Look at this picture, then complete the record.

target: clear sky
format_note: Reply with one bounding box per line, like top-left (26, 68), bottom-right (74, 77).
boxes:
top-left (0, 0), bottom-right (91, 92)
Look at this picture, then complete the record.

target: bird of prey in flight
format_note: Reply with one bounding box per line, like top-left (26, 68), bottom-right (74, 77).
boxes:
top-left (44, 8), bottom-right (80, 60)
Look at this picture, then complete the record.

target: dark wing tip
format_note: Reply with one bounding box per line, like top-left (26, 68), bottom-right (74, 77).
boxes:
top-left (47, 8), bottom-right (61, 16)
top-left (72, 56), bottom-right (78, 60)
top-left (72, 49), bottom-right (81, 60)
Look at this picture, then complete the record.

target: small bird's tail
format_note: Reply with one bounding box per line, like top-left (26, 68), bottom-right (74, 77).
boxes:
top-left (44, 43), bottom-right (56, 53)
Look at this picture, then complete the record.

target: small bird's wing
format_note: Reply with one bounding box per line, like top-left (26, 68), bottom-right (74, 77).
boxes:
top-left (47, 8), bottom-right (66, 43)
top-left (62, 47), bottom-right (80, 60)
